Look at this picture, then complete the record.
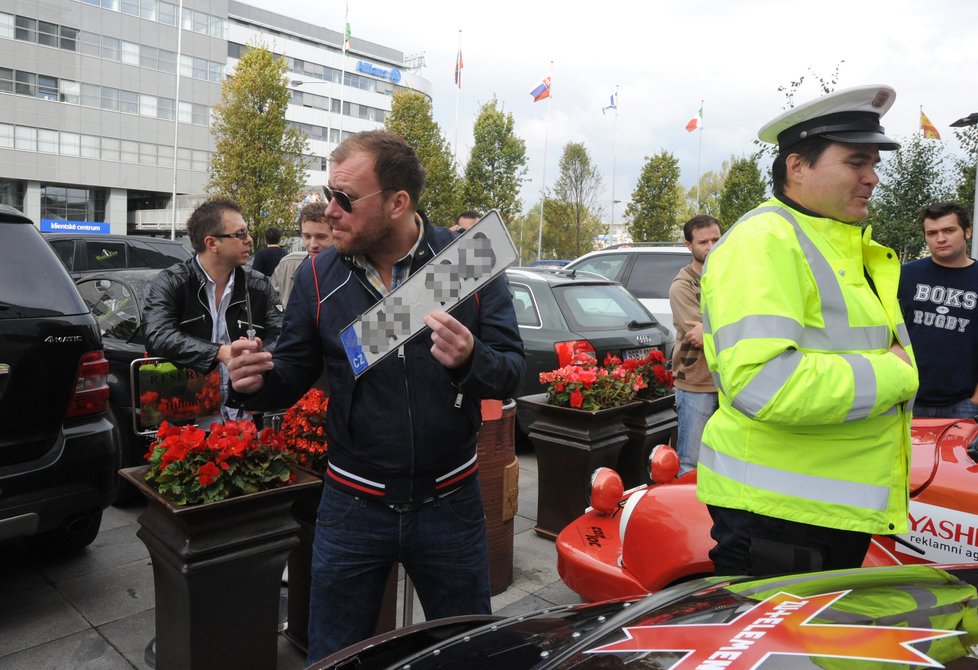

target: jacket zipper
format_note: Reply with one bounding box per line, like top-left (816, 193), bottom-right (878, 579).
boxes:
top-left (400, 347), bottom-right (416, 498)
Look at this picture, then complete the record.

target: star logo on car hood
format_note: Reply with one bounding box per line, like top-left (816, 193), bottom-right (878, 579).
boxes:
top-left (588, 590), bottom-right (961, 668)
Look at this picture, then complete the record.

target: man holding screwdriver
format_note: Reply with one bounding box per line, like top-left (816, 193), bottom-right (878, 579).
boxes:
top-left (143, 198), bottom-right (283, 428)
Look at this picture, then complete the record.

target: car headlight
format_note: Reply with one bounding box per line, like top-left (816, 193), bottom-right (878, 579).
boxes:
top-left (587, 467), bottom-right (624, 516)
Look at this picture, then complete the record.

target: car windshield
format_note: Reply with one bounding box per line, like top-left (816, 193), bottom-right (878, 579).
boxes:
top-left (553, 284), bottom-right (655, 332)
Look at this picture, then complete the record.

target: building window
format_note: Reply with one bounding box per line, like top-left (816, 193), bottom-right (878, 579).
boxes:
top-left (192, 150), bottom-right (208, 172)
top-left (119, 90), bottom-right (138, 114)
top-left (81, 134), bottom-right (100, 158)
top-left (192, 103), bottom-right (209, 126)
top-left (38, 20), bottom-right (59, 47)
top-left (101, 36), bottom-right (120, 61)
top-left (158, 49), bottom-right (176, 73)
top-left (101, 138), bottom-right (119, 161)
top-left (38, 75), bottom-right (59, 101)
top-left (60, 26), bottom-right (78, 51)
top-left (0, 13), bottom-right (13, 39)
top-left (38, 129), bottom-right (59, 153)
top-left (14, 16), bottom-right (36, 42)
top-left (80, 83), bottom-right (99, 106)
top-left (101, 87), bottom-right (119, 111)
top-left (0, 123), bottom-right (12, 148)
top-left (176, 147), bottom-right (191, 169)
top-left (121, 40), bottom-right (140, 65)
top-left (139, 94), bottom-right (157, 117)
top-left (0, 179), bottom-right (26, 211)
top-left (14, 126), bottom-right (36, 151)
top-left (208, 61), bottom-right (223, 83)
top-left (60, 79), bottom-right (80, 104)
top-left (140, 45), bottom-right (158, 70)
top-left (139, 142), bottom-right (157, 165)
top-left (157, 96), bottom-right (174, 120)
top-left (121, 0), bottom-right (139, 15)
top-left (140, 0), bottom-right (157, 21)
top-left (15, 71), bottom-right (35, 96)
top-left (0, 67), bottom-right (12, 93)
top-left (101, 0), bottom-right (120, 10)
top-left (158, 2), bottom-right (176, 26)
top-left (79, 31), bottom-right (99, 56)
top-left (61, 132), bottom-right (80, 156)
top-left (158, 144), bottom-right (173, 167)
top-left (120, 140), bottom-right (138, 163)
top-left (177, 101), bottom-right (191, 124)
top-left (41, 185), bottom-right (107, 222)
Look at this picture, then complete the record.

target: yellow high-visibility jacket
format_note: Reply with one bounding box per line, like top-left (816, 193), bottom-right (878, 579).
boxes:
top-left (697, 197), bottom-right (918, 535)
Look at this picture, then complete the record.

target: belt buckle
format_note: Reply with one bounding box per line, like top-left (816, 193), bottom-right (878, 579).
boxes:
top-left (387, 498), bottom-right (429, 513)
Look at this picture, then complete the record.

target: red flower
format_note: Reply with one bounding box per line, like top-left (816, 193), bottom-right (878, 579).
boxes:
top-left (569, 389), bottom-right (584, 408)
top-left (197, 461), bottom-right (221, 486)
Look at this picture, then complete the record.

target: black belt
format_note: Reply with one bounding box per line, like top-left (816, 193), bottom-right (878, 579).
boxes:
top-left (385, 485), bottom-right (462, 514)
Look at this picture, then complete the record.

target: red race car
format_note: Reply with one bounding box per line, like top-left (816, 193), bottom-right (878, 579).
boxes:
top-left (557, 417), bottom-right (978, 603)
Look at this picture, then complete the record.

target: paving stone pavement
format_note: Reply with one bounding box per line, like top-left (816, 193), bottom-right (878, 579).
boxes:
top-left (0, 451), bottom-right (581, 669)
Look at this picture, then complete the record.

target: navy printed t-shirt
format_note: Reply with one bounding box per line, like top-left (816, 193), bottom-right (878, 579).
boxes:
top-left (898, 257), bottom-right (978, 404)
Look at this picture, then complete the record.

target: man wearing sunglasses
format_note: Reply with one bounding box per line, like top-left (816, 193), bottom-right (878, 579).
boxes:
top-left (143, 198), bottom-right (283, 429)
top-left (226, 130), bottom-right (524, 662)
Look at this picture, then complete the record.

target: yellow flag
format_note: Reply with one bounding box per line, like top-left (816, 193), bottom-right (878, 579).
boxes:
top-left (920, 110), bottom-right (941, 140)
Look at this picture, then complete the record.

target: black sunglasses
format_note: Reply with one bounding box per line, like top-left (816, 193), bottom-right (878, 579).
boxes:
top-left (324, 186), bottom-right (387, 213)
top-left (211, 230), bottom-right (251, 240)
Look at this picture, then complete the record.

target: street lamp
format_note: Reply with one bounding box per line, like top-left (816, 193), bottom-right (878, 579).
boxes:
top-left (950, 112), bottom-right (978, 259)
top-left (291, 79), bottom-right (333, 178)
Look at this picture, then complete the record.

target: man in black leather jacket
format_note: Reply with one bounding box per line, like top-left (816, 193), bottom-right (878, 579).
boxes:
top-left (226, 131), bottom-right (524, 662)
top-left (143, 198), bottom-right (282, 426)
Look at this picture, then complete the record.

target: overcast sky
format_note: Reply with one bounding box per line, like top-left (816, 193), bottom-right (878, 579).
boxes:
top-left (270, 0), bottom-right (978, 220)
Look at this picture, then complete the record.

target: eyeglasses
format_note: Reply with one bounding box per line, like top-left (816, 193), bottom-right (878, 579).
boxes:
top-left (324, 186), bottom-right (386, 213)
top-left (211, 231), bottom-right (251, 240)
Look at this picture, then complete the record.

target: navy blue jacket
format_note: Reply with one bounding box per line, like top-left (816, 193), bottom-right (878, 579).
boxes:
top-left (233, 214), bottom-right (525, 504)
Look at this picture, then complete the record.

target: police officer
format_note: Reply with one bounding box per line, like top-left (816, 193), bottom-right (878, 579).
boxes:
top-left (697, 85), bottom-right (919, 576)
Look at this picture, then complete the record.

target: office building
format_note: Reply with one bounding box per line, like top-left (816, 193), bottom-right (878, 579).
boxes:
top-left (0, 0), bottom-right (432, 235)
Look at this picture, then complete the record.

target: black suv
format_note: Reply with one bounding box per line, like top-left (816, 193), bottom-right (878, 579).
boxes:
top-left (45, 232), bottom-right (191, 278)
top-left (0, 205), bottom-right (120, 552)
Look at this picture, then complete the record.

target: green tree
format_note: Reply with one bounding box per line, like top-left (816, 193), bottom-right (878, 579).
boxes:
top-left (463, 98), bottom-right (528, 225)
top-left (550, 142), bottom-right (605, 258)
top-left (719, 157), bottom-right (768, 230)
top-left (385, 91), bottom-right (462, 227)
top-left (625, 150), bottom-right (684, 242)
top-left (867, 133), bottom-right (952, 261)
top-left (208, 43), bottom-right (308, 249)
top-left (682, 163), bottom-right (728, 221)
top-left (953, 125), bottom-right (978, 216)
top-left (507, 211), bottom-right (538, 265)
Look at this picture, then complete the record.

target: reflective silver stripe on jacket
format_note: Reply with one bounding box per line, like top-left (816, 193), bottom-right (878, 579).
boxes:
top-left (699, 443), bottom-right (890, 511)
top-left (706, 205), bottom-right (892, 420)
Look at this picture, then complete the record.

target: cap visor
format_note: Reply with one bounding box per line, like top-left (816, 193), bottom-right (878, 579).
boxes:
top-left (821, 131), bottom-right (900, 150)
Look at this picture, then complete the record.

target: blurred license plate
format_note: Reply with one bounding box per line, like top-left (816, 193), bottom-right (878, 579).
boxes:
top-left (624, 347), bottom-right (653, 361)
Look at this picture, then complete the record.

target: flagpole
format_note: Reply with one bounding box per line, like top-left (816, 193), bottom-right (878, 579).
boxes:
top-left (695, 99), bottom-right (703, 213)
top-left (610, 84), bottom-right (619, 241)
top-left (537, 62), bottom-right (552, 262)
top-left (338, 0), bottom-right (349, 142)
top-left (453, 30), bottom-right (461, 163)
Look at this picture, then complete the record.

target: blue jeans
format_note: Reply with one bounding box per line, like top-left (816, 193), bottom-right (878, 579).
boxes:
top-left (306, 478), bottom-right (491, 663)
top-left (675, 388), bottom-right (718, 476)
top-left (914, 398), bottom-right (978, 420)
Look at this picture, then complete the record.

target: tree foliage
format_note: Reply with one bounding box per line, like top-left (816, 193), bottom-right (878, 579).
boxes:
top-left (385, 92), bottom-right (462, 227)
top-left (719, 157), bottom-right (768, 230)
top-left (681, 163), bottom-right (728, 221)
top-left (463, 98), bottom-right (528, 225)
top-left (549, 142), bottom-right (605, 258)
top-left (953, 125), bottom-right (978, 217)
top-left (625, 150), bottom-right (684, 242)
top-left (208, 43), bottom-right (308, 250)
top-left (867, 134), bottom-right (952, 262)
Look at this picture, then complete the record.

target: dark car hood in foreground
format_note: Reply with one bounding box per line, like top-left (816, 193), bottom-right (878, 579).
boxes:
top-left (310, 564), bottom-right (978, 669)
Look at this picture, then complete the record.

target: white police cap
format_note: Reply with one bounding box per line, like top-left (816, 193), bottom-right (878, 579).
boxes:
top-left (758, 84), bottom-right (899, 151)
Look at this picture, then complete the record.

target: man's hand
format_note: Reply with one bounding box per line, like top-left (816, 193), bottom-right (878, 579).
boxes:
top-left (683, 320), bottom-right (704, 348)
top-left (424, 309), bottom-right (474, 369)
top-left (888, 342), bottom-right (912, 367)
top-left (227, 337), bottom-right (273, 394)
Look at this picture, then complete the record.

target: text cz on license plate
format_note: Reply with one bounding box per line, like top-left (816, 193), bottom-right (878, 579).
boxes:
top-left (624, 347), bottom-right (653, 361)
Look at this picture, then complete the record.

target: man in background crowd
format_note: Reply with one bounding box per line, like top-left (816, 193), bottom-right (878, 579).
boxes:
top-left (899, 201), bottom-right (978, 418)
top-left (669, 214), bottom-right (722, 475)
top-left (252, 225), bottom-right (288, 276)
top-left (272, 202), bottom-right (333, 308)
